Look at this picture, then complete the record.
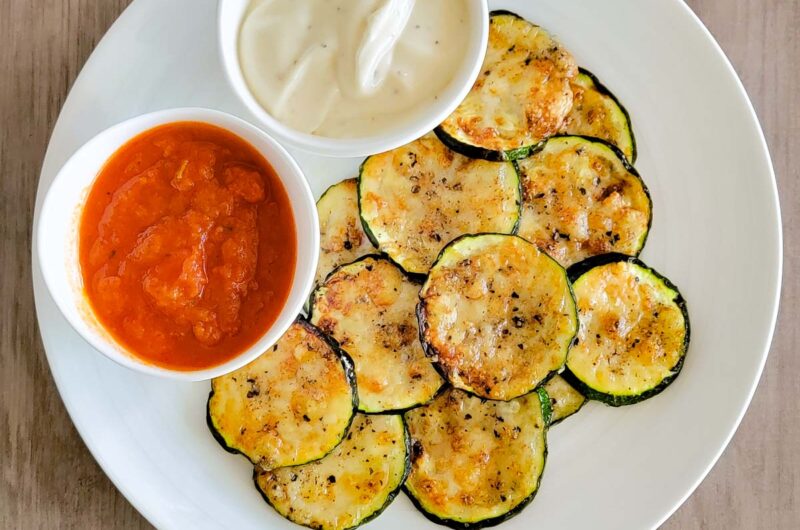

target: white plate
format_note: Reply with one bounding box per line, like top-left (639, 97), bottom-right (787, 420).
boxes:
top-left (32, 1), bottom-right (782, 529)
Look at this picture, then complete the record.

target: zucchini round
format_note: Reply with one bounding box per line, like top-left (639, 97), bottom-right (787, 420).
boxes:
top-left (255, 413), bottom-right (409, 530)
top-left (358, 133), bottom-right (521, 275)
top-left (404, 387), bottom-right (550, 529)
top-left (207, 318), bottom-right (357, 469)
top-left (418, 234), bottom-right (577, 401)
top-left (310, 256), bottom-right (444, 413)
top-left (315, 178), bottom-right (376, 288)
top-left (543, 374), bottom-right (586, 425)
top-left (564, 254), bottom-right (690, 406)
top-left (515, 135), bottom-right (652, 268)
top-left (435, 11), bottom-right (578, 161)
top-left (560, 68), bottom-right (637, 162)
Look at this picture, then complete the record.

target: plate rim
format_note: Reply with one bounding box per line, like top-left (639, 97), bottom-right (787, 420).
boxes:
top-left (648, 2), bottom-right (784, 523)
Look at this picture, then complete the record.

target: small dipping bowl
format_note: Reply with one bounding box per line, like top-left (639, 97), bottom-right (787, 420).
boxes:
top-left (218, 0), bottom-right (489, 158)
top-left (37, 107), bottom-right (319, 381)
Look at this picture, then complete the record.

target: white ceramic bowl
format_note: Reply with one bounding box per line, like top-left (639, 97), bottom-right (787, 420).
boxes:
top-left (37, 107), bottom-right (319, 381)
top-left (218, 0), bottom-right (489, 158)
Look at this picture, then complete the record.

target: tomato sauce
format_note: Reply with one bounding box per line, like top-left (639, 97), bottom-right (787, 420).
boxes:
top-left (79, 122), bottom-right (297, 370)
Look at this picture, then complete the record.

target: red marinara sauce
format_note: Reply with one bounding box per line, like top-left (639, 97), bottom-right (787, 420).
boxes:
top-left (79, 122), bottom-right (297, 370)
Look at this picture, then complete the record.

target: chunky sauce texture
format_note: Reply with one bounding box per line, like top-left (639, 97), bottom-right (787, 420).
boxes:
top-left (79, 122), bottom-right (296, 370)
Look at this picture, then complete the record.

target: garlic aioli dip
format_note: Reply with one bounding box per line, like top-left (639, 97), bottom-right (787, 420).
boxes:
top-left (239, 0), bottom-right (470, 138)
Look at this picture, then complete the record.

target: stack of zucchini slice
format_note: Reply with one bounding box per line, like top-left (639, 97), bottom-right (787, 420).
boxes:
top-left (206, 9), bottom-right (690, 530)
top-left (208, 320), bottom-right (410, 530)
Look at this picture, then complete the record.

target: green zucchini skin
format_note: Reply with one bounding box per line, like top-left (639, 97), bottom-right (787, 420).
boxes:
top-left (402, 387), bottom-right (551, 529)
top-left (570, 67), bottom-right (638, 163)
top-left (513, 135), bottom-right (652, 268)
top-left (514, 134), bottom-right (641, 179)
top-left (561, 357), bottom-right (686, 408)
top-left (538, 386), bottom-right (554, 427)
top-left (432, 127), bottom-right (537, 162)
top-left (254, 414), bottom-right (411, 530)
top-left (417, 233), bottom-right (578, 401)
top-left (432, 127), bottom-right (544, 162)
top-left (356, 157), bottom-right (382, 252)
top-left (207, 316), bottom-right (358, 468)
top-left (588, 68), bottom-right (637, 162)
top-left (309, 255), bottom-right (445, 414)
top-left (488, 9), bottom-right (525, 20)
top-left (564, 254), bottom-right (690, 407)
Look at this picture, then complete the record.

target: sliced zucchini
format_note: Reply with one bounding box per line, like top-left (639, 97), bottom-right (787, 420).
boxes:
top-left (435, 11), bottom-right (578, 161)
top-left (418, 234), bottom-right (577, 401)
top-left (315, 179), bottom-right (376, 288)
top-left (564, 254), bottom-right (690, 406)
top-left (310, 256), bottom-right (443, 413)
top-left (207, 319), bottom-right (357, 469)
top-left (255, 414), bottom-right (409, 530)
top-left (358, 133), bottom-right (520, 275)
top-left (404, 387), bottom-right (550, 529)
top-left (515, 136), bottom-right (652, 268)
top-left (560, 68), bottom-right (637, 162)
top-left (543, 374), bottom-right (586, 424)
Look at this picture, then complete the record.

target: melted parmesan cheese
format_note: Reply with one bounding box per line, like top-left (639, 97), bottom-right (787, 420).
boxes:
top-left (516, 136), bottom-right (651, 267)
top-left (543, 374), bottom-right (586, 423)
top-left (568, 261), bottom-right (687, 397)
top-left (438, 13), bottom-right (577, 153)
top-left (359, 133), bottom-right (519, 274)
top-left (560, 71), bottom-right (635, 161)
top-left (208, 320), bottom-right (355, 469)
top-left (311, 256), bottom-right (442, 412)
top-left (404, 388), bottom-right (546, 524)
top-left (315, 179), bottom-right (375, 287)
top-left (419, 234), bottom-right (577, 400)
top-left (256, 414), bottom-right (407, 530)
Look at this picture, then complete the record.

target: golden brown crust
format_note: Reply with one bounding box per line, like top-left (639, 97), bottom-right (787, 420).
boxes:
top-left (315, 179), bottom-right (375, 287)
top-left (404, 388), bottom-right (547, 524)
top-left (438, 14), bottom-right (578, 153)
top-left (255, 414), bottom-right (407, 530)
top-left (568, 261), bottom-right (687, 396)
top-left (359, 134), bottom-right (519, 274)
top-left (560, 72), bottom-right (635, 161)
top-left (311, 257), bottom-right (442, 412)
top-left (419, 235), bottom-right (577, 401)
top-left (208, 321), bottom-right (355, 469)
top-left (516, 137), bottom-right (650, 267)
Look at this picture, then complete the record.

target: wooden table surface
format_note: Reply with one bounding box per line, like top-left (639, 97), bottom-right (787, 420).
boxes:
top-left (1, 1), bottom-right (797, 528)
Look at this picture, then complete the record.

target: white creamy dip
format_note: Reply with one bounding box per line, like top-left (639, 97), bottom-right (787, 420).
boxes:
top-left (239, 0), bottom-right (470, 138)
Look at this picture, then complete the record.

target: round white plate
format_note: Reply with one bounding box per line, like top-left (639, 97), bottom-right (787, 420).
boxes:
top-left (32, 1), bottom-right (782, 529)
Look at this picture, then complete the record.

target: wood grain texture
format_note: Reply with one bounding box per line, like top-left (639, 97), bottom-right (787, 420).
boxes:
top-left (0, 0), bottom-right (796, 528)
